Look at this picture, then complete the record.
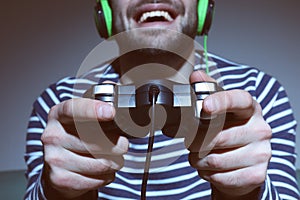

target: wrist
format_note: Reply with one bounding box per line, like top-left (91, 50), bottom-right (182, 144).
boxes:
top-left (211, 184), bottom-right (261, 200)
top-left (41, 164), bottom-right (98, 199)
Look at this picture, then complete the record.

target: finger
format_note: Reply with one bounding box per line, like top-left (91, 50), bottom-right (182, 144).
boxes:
top-left (203, 89), bottom-right (256, 120)
top-left (198, 163), bottom-right (268, 195)
top-left (45, 145), bottom-right (125, 175)
top-left (48, 98), bottom-right (115, 124)
top-left (48, 165), bottom-right (115, 193)
top-left (42, 120), bottom-right (129, 155)
top-left (190, 70), bottom-right (216, 83)
top-left (189, 140), bottom-right (271, 171)
top-left (185, 117), bottom-right (224, 154)
top-left (214, 118), bottom-right (272, 149)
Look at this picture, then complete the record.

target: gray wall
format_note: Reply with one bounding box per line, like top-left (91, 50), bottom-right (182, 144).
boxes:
top-left (0, 0), bottom-right (299, 171)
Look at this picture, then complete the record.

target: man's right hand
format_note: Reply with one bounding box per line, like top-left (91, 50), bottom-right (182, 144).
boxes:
top-left (41, 98), bottom-right (129, 199)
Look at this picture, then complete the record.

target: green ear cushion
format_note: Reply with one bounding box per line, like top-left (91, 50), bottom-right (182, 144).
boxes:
top-left (100, 0), bottom-right (113, 37)
top-left (197, 0), bottom-right (209, 35)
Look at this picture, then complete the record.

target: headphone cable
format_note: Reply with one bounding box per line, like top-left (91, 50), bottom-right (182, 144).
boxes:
top-left (203, 35), bottom-right (210, 74)
top-left (141, 85), bottom-right (160, 200)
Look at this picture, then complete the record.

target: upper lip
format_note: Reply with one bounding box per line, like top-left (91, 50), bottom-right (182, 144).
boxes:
top-left (132, 3), bottom-right (179, 24)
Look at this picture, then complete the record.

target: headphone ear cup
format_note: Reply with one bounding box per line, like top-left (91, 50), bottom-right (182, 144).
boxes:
top-left (94, 0), bottom-right (113, 39)
top-left (197, 0), bottom-right (215, 35)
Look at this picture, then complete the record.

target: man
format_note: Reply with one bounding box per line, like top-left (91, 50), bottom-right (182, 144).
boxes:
top-left (24, 0), bottom-right (299, 199)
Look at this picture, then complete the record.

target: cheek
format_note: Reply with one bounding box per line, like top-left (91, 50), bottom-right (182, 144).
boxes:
top-left (181, 7), bottom-right (198, 36)
top-left (111, 1), bottom-right (130, 33)
top-left (112, 9), bottom-right (128, 34)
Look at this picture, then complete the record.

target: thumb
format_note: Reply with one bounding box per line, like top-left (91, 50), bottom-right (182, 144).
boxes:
top-left (190, 70), bottom-right (216, 83)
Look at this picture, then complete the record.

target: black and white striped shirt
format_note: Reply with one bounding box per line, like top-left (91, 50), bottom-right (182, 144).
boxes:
top-left (24, 52), bottom-right (299, 199)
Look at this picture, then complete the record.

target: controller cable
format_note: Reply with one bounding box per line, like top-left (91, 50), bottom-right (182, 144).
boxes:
top-left (141, 85), bottom-right (160, 200)
top-left (140, 34), bottom-right (209, 198)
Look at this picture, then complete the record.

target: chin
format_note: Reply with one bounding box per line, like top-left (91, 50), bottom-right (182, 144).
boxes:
top-left (121, 27), bottom-right (192, 53)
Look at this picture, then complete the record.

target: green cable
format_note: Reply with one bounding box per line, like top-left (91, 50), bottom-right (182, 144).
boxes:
top-left (203, 35), bottom-right (209, 74)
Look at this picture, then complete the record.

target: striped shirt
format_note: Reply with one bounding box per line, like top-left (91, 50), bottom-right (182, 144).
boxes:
top-left (24, 52), bottom-right (300, 199)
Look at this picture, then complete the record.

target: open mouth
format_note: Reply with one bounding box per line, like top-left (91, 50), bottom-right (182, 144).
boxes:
top-left (133, 4), bottom-right (179, 25)
top-left (138, 10), bottom-right (174, 23)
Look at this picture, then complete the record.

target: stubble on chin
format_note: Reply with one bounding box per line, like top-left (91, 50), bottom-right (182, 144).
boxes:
top-left (134, 28), bottom-right (178, 48)
top-left (118, 27), bottom-right (193, 55)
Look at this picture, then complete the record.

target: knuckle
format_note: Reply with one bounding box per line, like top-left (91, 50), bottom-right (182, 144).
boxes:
top-left (254, 101), bottom-right (263, 113)
top-left (188, 153), bottom-right (199, 168)
top-left (101, 156), bottom-right (125, 171)
top-left (113, 136), bottom-right (129, 155)
top-left (258, 142), bottom-right (272, 162)
top-left (249, 169), bottom-right (266, 186)
top-left (41, 129), bottom-right (61, 145)
top-left (61, 100), bottom-right (73, 117)
top-left (48, 105), bottom-right (58, 119)
top-left (210, 174), bottom-right (228, 186)
top-left (243, 91), bottom-right (255, 111)
top-left (261, 123), bottom-right (272, 140)
top-left (261, 151), bottom-right (271, 163)
top-left (119, 142), bottom-right (129, 155)
top-left (206, 155), bottom-right (221, 169)
top-left (119, 147), bottom-right (128, 155)
top-left (114, 145), bottom-right (128, 156)
top-left (105, 173), bottom-right (116, 185)
top-left (252, 120), bottom-right (272, 140)
top-left (97, 159), bottom-right (112, 172)
top-left (45, 153), bottom-right (63, 167)
top-left (94, 173), bottom-right (116, 188)
top-left (48, 102), bottom-right (65, 119)
top-left (40, 130), bottom-right (49, 143)
top-left (50, 172), bottom-right (69, 188)
top-left (114, 156), bottom-right (125, 171)
top-left (216, 132), bottom-right (230, 147)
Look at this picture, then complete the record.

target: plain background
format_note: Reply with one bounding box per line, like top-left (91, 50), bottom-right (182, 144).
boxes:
top-left (0, 0), bottom-right (299, 172)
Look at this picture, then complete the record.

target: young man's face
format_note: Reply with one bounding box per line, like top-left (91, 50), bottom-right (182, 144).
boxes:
top-left (110, 0), bottom-right (198, 51)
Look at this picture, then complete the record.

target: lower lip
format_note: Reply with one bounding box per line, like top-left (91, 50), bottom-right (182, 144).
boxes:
top-left (134, 20), bottom-right (176, 29)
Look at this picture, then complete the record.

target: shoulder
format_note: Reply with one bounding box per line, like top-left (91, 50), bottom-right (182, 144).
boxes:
top-left (44, 62), bottom-right (119, 100)
top-left (209, 53), bottom-right (262, 87)
top-left (32, 63), bottom-right (118, 119)
top-left (206, 53), bottom-right (295, 128)
top-left (206, 53), bottom-right (284, 97)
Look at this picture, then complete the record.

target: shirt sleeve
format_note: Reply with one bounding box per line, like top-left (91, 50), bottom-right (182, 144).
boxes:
top-left (24, 108), bottom-right (48, 200)
top-left (23, 82), bottom-right (66, 200)
top-left (23, 75), bottom-right (98, 199)
top-left (255, 72), bottom-right (299, 199)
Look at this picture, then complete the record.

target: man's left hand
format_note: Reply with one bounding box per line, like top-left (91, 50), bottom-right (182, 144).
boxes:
top-left (188, 70), bottom-right (272, 199)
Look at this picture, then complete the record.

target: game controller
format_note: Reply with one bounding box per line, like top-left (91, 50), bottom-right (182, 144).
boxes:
top-left (90, 80), bottom-right (223, 139)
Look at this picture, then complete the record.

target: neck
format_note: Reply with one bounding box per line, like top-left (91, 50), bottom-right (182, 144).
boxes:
top-left (116, 48), bottom-right (195, 85)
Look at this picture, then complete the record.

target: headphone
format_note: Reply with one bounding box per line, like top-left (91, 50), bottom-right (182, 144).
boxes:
top-left (94, 0), bottom-right (215, 39)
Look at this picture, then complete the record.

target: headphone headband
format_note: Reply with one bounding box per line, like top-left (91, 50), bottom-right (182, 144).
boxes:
top-left (95, 0), bottom-right (215, 38)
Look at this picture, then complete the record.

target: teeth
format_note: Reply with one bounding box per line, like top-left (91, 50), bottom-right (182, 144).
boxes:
top-left (138, 10), bottom-right (174, 23)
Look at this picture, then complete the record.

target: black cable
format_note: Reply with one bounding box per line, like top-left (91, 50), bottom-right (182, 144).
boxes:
top-left (141, 85), bottom-right (160, 200)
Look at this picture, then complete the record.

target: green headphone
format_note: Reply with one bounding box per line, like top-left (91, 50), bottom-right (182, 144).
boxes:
top-left (94, 0), bottom-right (215, 39)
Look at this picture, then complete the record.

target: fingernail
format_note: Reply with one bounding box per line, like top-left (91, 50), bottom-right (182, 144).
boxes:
top-left (98, 104), bottom-right (114, 119)
top-left (204, 97), bottom-right (214, 113)
top-left (201, 97), bottom-right (217, 120)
